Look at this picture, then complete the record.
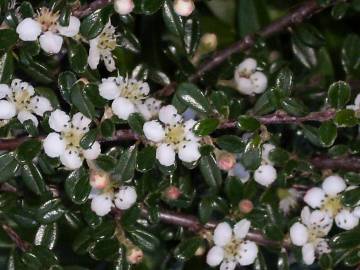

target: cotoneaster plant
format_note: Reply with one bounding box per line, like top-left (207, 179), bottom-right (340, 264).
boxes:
top-left (0, 0), bottom-right (360, 269)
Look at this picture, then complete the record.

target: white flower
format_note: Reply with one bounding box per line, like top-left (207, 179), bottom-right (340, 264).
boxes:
top-left (304, 175), bottom-right (359, 230)
top-left (261, 143), bottom-right (275, 165)
top-left (88, 22), bottom-right (118, 72)
top-left (114, 186), bottom-right (137, 210)
top-left (206, 220), bottom-right (258, 269)
top-left (16, 8), bottom-right (80, 54)
top-left (346, 93), bottom-right (360, 110)
top-left (114, 0), bottom-right (135, 15)
top-left (234, 58), bottom-right (268, 95)
top-left (254, 164), bottom-right (277, 187)
top-left (43, 110), bottom-right (101, 170)
top-left (98, 76), bottom-right (152, 120)
top-left (136, 98), bottom-right (162, 120)
top-left (173, 0), bottom-right (195, 17)
top-left (0, 79), bottom-right (52, 127)
top-left (90, 192), bottom-right (113, 217)
top-left (290, 207), bottom-right (332, 265)
top-left (143, 105), bottom-right (201, 166)
top-left (278, 188), bottom-right (301, 215)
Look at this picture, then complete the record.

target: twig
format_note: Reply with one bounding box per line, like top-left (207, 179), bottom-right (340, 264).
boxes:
top-left (72, 0), bottom-right (112, 17)
top-left (156, 0), bottom-right (340, 97)
top-left (1, 224), bottom-right (31, 252)
top-left (311, 156), bottom-right (360, 172)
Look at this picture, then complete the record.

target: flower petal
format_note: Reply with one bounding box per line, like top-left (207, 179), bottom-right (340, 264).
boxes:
top-left (304, 187), bottom-right (326, 209)
top-left (309, 210), bottom-right (333, 235)
top-left (99, 78), bottom-right (120, 100)
top-left (236, 58), bottom-right (257, 77)
top-left (143, 120), bottom-right (165, 142)
top-left (114, 186), bottom-right (137, 210)
top-left (335, 209), bottom-right (359, 230)
top-left (300, 206), bottom-right (311, 226)
top-left (237, 240), bottom-right (258, 266)
top-left (322, 175), bottom-right (346, 196)
top-left (0, 84), bottom-right (11, 99)
top-left (39, 32), bottom-right (63, 54)
top-left (83, 141), bottom-right (101, 160)
top-left (43, 132), bottom-right (66, 158)
top-left (250, 71), bottom-right (267, 94)
top-left (159, 105), bottom-right (181, 124)
top-left (49, 109), bottom-right (70, 132)
top-left (103, 52), bottom-right (116, 72)
top-left (302, 243), bottom-right (315, 265)
top-left (206, 246), bottom-right (224, 267)
top-left (0, 100), bottom-right (16, 120)
top-left (57, 16), bottom-right (80, 37)
top-left (261, 143), bottom-right (275, 165)
top-left (290, 222), bottom-right (308, 246)
top-left (112, 97), bottom-right (135, 120)
top-left (178, 141), bottom-right (201, 163)
top-left (254, 164), bottom-right (277, 187)
top-left (213, 222), bottom-right (232, 247)
top-left (16, 18), bottom-right (41, 41)
top-left (60, 149), bottom-right (83, 170)
top-left (220, 260), bottom-right (236, 270)
top-left (17, 110), bottom-right (38, 127)
top-left (156, 144), bottom-right (175, 167)
top-left (233, 219), bottom-right (251, 239)
top-left (72, 112), bottom-right (91, 132)
top-left (29, 96), bottom-right (52, 116)
top-left (88, 39), bottom-right (101, 70)
top-left (91, 193), bottom-right (113, 216)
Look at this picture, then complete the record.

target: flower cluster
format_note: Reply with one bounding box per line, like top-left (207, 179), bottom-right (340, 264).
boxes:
top-left (43, 110), bottom-right (101, 170)
top-left (0, 79), bottom-right (52, 127)
top-left (89, 170), bottom-right (137, 216)
top-left (304, 175), bottom-right (360, 230)
top-left (234, 58), bottom-right (268, 96)
top-left (143, 105), bottom-right (201, 166)
top-left (16, 7), bottom-right (80, 54)
top-left (206, 220), bottom-right (258, 269)
top-left (98, 75), bottom-right (161, 120)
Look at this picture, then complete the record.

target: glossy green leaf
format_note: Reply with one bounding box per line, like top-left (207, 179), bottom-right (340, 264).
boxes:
top-left (80, 129), bottom-right (98, 150)
top-left (34, 223), bottom-right (58, 250)
top-left (334, 109), bottom-right (358, 127)
top-left (319, 121), bottom-right (337, 147)
top-left (136, 146), bottom-right (156, 172)
top-left (58, 71), bottom-right (77, 103)
top-left (0, 152), bottom-right (19, 182)
top-left (113, 145), bottom-right (137, 182)
top-left (193, 118), bottom-right (219, 136)
top-left (216, 135), bottom-right (245, 153)
top-left (176, 83), bottom-right (211, 114)
top-left (36, 199), bottom-right (66, 224)
top-left (0, 52), bottom-right (14, 84)
top-left (68, 40), bottom-right (88, 74)
top-left (65, 167), bottom-right (91, 205)
top-left (70, 82), bottom-right (96, 119)
top-left (0, 29), bottom-right (18, 50)
top-left (199, 155), bottom-right (222, 189)
top-left (328, 81), bottom-right (351, 108)
top-left (127, 113), bottom-right (145, 135)
top-left (174, 237), bottom-right (204, 262)
top-left (17, 139), bottom-right (42, 161)
top-left (237, 115), bottom-right (260, 132)
top-left (21, 162), bottom-right (46, 195)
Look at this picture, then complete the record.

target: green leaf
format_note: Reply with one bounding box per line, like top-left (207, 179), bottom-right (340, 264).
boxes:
top-left (70, 82), bottom-right (96, 119)
top-left (21, 162), bottom-right (46, 195)
top-left (127, 226), bottom-right (160, 252)
top-left (134, 0), bottom-right (165, 15)
top-left (240, 142), bottom-right (261, 170)
top-left (136, 146), bottom-right (156, 172)
top-left (275, 67), bottom-right (293, 95)
top-left (127, 113), bottom-right (145, 135)
top-left (198, 196), bottom-right (228, 223)
top-left (17, 139), bottom-right (42, 161)
top-left (113, 145), bottom-right (137, 182)
top-left (35, 87), bottom-right (60, 109)
top-left (80, 129), bottom-right (98, 150)
top-left (176, 83), bottom-right (211, 114)
top-left (0, 29), bottom-right (18, 50)
top-left (334, 109), bottom-right (358, 127)
top-left (58, 71), bottom-right (77, 103)
top-left (174, 237), bottom-right (204, 262)
top-left (341, 34), bottom-right (360, 76)
top-left (281, 97), bottom-right (308, 116)
top-left (344, 248), bottom-right (360, 267)
top-left (84, 83), bottom-right (107, 108)
top-left (295, 23), bottom-right (325, 48)
top-left (34, 223), bottom-right (58, 250)
top-left (162, 0), bottom-right (184, 37)
top-left (59, 7), bottom-right (70, 26)
top-left (341, 187), bottom-right (360, 207)
top-left (264, 224), bottom-right (284, 241)
top-left (237, 115), bottom-right (260, 132)
top-left (95, 155), bottom-right (117, 172)
top-left (331, 2), bottom-right (349, 20)
top-left (183, 14), bottom-right (200, 54)
top-left (0, 152), bottom-right (19, 182)
top-left (89, 237), bottom-right (119, 261)
top-left (328, 81), bottom-right (351, 108)
top-left (199, 155), bottom-right (222, 189)
top-left (331, 229), bottom-right (360, 249)
top-left (100, 119), bottom-right (115, 138)
top-left (68, 40), bottom-right (88, 74)
top-left (268, 148), bottom-right (289, 165)
top-left (36, 199), bottom-right (66, 224)
top-left (319, 121), bottom-right (337, 147)
top-left (0, 52), bottom-right (14, 84)
top-left (193, 119), bottom-right (219, 136)
top-left (65, 167), bottom-right (91, 205)
top-left (80, 10), bottom-right (105, 40)
top-left (291, 35), bottom-right (317, 69)
top-left (23, 119), bottom-right (39, 136)
top-left (216, 135), bottom-right (245, 153)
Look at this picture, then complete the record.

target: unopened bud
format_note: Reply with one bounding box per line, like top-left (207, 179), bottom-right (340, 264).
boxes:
top-left (164, 186), bottom-right (182, 200)
top-left (173, 0), bottom-right (195, 17)
top-left (200, 33), bottom-right (217, 53)
top-left (126, 247), bottom-right (143, 264)
top-left (195, 246), bottom-right (205, 256)
top-left (114, 0), bottom-right (135, 15)
top-left (217, 152), bottom-right (236, 171)
top-left (90, 170), bottom-right (110, 190)
top-left (239, 199), bottom-right (253, 214)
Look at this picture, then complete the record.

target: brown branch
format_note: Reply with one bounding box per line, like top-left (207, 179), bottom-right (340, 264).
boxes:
top-left (311, 156), bottom-right (360, 172)
top-left (1, 224), bottom-right (31, 252)
top-left (72, 0), bottom-right (112, 17)
top-left (156, 0), bottom-right (340, 97)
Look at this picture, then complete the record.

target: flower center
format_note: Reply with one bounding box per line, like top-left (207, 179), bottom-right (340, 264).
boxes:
top-left (62, 129), bottom-right (84, 149)
top-left (98, 25), bottom-right (117, 51)
top-left (35, 8), bottom-right (59, 32)
top-left (120, 81), bottom-right (147, 101)
top-left (321, 196), bottom-right (342, 216)
top-left (223, 238), bottom-right (242, 259)
top-left (165, 124), bottom-right (186, 146)
top-left (11, 90), bottom-right (32, 111)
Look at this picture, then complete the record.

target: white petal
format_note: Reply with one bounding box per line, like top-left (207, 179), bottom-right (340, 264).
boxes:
top-left (254, 164), bottom-right (277, 187)
top-left (355, 94), bottom-right (360, 108)
top-left (290, 222), bottom-right (308, 246)
top-left (315, 239), bottom-right (331, 255)
top-left (39, 32), bottom-right (63, 54)
top-left (43, 133), bottom-right (66, 158)
top-left (83, 141), bottom-right (101, 160)
top-left (114, 186), bottom-right (137, 210)
top-left (261, 143), bottom-right (275, 165)
top-left (114, 0), bottom-right (135, 15)
top-left (213, 222), bottom-right (232, 247)
top-left (220, 260), bottom-right (236, 270)
top-left (57, 16), bottom-right (80, 37)
top-left (322, 175), bottom-right (346, 196)
top-left (72, 112), bottom-right (91, 132)
top-left (0, 100), bottom-right (16, 120)
top-left (335, 209), bottom-right (359, 230)
top-left (60, 149), bottom-right (83, 170)
top-left (112, 97), bottom-right (135, 120)
top-left (234, 77), bottom-right (254, 96)
top-left (182, 108), bottom-right (197, 121)
top-left (16, 18), bottom-right (41, 41)
top-left (17, 110), bottom-right (38, 127)
top-left (173, 0), bottom-right (195, 17)
top-left (206, 246), bottom-right (224, 267)
top-left (178, 141), bottom-right (201, 163)
top-left (99, 79), bottom-right (119, 100)
top-left (236, 58), bottom-right (257, 77)
top-left (156, 144), bottom-right (175, 167)
top-left (229, 163), bottom-right (250, 183)
top-left (304, 187), bottom-right (326, 209)
top-left (103, 52), bottom-right (116, 72)
top-left (309, 210), bottom-right (333, 235)
top-left (49, 109), bottom-right (70, 132)
top-left (29, 96), bottom-right (52, 116)
top-left (300, 206), bottom-right (311, 226)
top-left (233, 219), bottom-right (251, 239)
top-left (302, 243), bottom-right (315, 265)
top-left (250, 71), bottom-right (267, 94)
top-left (88, 40), bottom-right (100, 70)
top-left (0, 84), bottom-right (11, 99)
top-left (91, 193), bottom-right (113, 216)
top-left (353, 206), bottom-right (360, 218)
top-left (159, 105), bottom-right (181, 124)
top-left (237, 241), bottom-right (258, 266)
top-left (137, 98), bottom-right (161, 120)
top-left (143, 121), bottom-right (165, 142)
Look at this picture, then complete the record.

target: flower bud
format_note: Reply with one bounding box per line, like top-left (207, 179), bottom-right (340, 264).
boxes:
top-left (239, 199), bottom-right (254, 214)
top-left (90, 170), bottom-right (110, 190)
top-left (195, 246), bottom-right (206, 256)
top-left (173, 0), bottom-right (195, 17)
top-left (114, 0), bottom-right (135, 15)
top-left (164, 186), bottom-right (182, 200)
top-left (199, 33), bottom-right (218, 53)
top-left (126, 247), bottom-right (143, 264)
top-left (216, 152), bottom-right (236, 171)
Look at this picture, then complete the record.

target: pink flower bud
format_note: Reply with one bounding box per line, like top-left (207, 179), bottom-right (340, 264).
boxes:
top-left (164, 186), bottom-right (182, 200)
top-left (126, 247), bottom-right (143, 264)
top-left (239, 199), bottom-right (254, 214)
top-left (114, 0), bottom-right (135, 15)
top-left (90, 170), bottom-right (110, 190)
top-left (173, 0), bottom-right (195, 17)
top-left (217, 152), bottom-right (236, 171)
